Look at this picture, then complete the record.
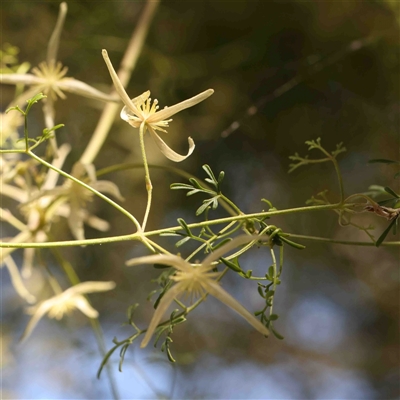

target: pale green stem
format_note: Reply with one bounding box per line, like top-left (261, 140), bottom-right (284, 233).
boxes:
top-left (2, 204), bottom-right (399, 249)
top-left (80, 0), bottom-right (160, 165)
top-left (139, 122), bottom-right (152, 231)
top-left (318, 147), bottom-right (345, 204)
top-left (28, 150), bottom-right (142, 232)
top-left (269, 247), bottom-right (277, 318)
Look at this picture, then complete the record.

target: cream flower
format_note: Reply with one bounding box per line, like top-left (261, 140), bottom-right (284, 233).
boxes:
top-left (28, 161), bottom-right (125, 241)
top-left (102, 49), bottom-right (214, 162)
top-left (0, 3), bottom-right (117, 104)
top-left (21, 281), bottom-right (116, 342)
top-left (126, 235), bottom-right (270, 348)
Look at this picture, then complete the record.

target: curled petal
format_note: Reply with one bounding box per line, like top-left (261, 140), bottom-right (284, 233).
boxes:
top-left (148, 126), bottom-right (195, 162)
top-left (140, 282), bottom-right (185, 348)
top-left (147, 89), bottom-right (214, 123)
top-left (92, 180), bottom-right (125, 201)
top-left (203, 280), bottom-right (270, 337)
top-left (126, 254), bottom-right (191, 272)
top-left (57, 78), bottom-right (119, 103)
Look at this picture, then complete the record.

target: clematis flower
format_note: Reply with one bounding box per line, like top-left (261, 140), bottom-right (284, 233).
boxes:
top-left (25, 161), bottom-right (125, 241)
top-left (0, 2), bottom-right (118, 150)
top-left (21, 281), bottom-right (116, 342)
top-left (102, 49), bottom-right (214, 162)
top-left (126, 235), bottom-right (270, 348)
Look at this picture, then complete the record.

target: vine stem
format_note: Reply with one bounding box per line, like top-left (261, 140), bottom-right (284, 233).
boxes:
top-left (2, 203), bottom-right (399, 249)
top-left (269, 247), bottom-right (277, 318)
top-left (139, 122), bottom-right (152, 231)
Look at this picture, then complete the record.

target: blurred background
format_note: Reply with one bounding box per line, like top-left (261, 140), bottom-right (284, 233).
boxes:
top-left (1, 0), bottom-right (399, 399)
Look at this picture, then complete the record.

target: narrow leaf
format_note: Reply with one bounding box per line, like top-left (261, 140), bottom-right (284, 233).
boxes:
top-left (376, 218), bottom-right (398, 247)
top-left (384, 186), bottom-right (399, 198)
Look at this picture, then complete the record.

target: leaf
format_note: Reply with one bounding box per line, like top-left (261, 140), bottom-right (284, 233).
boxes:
top-left (175, 236), bottom-right (191, 248)
top-left (188, 178), bottom-right (205, 190)
top-left (271, 327), bottom-right (284, 340)
top-left (202, 164), bottom-right (217, 184)
top-left (177, 218), bottom-right (192, 236)
top-left (269, 314), bottom-right (279, 321)
top-left (211, 238), bottom-right (232, 250)
top-left (384, 186), bottom-right (399, 198)
top-left (25, 92), bottom-right (47, 114)
top-left (196, 197), bottom-right (219, 216)
top-left (265, 290), bottom-right (275, 298)
top-left (220, 256), bottom-right (243, 273)
top-left (376, 217), bottom-right (398, 247)
top-left (279, 236), bottom-right (306, 250)
top-left (170, 183), bottom-right (194, 190)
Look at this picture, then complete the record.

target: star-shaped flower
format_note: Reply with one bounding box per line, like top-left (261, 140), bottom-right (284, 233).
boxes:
top-left (126, 235), bottom-right (270, 348)
top-left (102, 49), bottom-right (214, 162)
top-left (21, 281), bottom-right (116, 342)
top-left (1, 3), bottom-right (118, 106)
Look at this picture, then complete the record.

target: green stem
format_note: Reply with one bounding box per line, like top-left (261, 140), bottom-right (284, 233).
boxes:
top-left (6, 203), bottom-right (397, 249)
top-left (285, 233), bottom-right (400, 246)
top-left (269, 247), bottom-right (277, 318)
top-left (220, 194), bottom-right (243, 215)
top-left (318, 147), bottom-right (345, 204)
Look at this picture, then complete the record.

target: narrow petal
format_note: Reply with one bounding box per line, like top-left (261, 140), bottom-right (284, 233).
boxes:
top-left (3, 256), bottom-right (36, 304)
top-left (68, 204), bottom-right (85, 241)
top-left (63, 281), bottom-right (116, 297)
top-left (22, 247), bottom-right (35, 278)
top-left (202, 235), bottom-right (262, 267)
top-left (42, 143), bottom-right (71, 190)
top-left (84, 214), bottom-right (110, 232)
top-left (57, 78), bottom-right (119, 103)
top-left (148, 126), bottom-right (195, 162)
top-left (73, 296), bottom-right (99, 319)
top-left (46, 2), bottom-right (68, 64)
top-left (20, 300), bottom-right (53, 342)
top-left (125, 254), bottom-right (191, 272)
top-left (141, 283), bottom-right (184, 348)
top-left (92, 180), bottom-right (125, 201)
top-left (204, 280), bottom-right (270, 337)
top-left (147, 89), bottom-right (214, 123)
top-left (102, 49), bottom-right (139, 111)
top-left (1, 73), bottom-right (44, 86)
